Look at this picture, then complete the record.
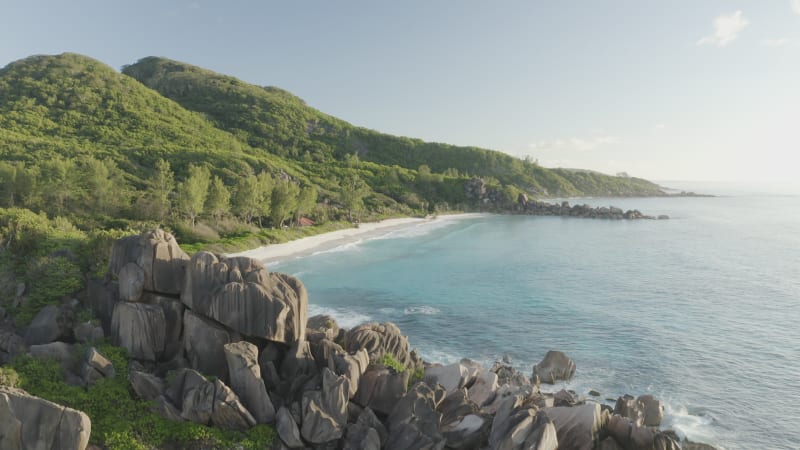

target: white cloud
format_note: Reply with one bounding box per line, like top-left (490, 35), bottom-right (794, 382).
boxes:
top-left (793, 0), bottom-right (800, 15)
top-left (697, 11), bottom-right (749, 47)
top-left (761, 37), bottom-right (800, 47)
top-left (528, 135), bottom-right (620, 153)
top-left (655, 123), bottom-right (666, 130)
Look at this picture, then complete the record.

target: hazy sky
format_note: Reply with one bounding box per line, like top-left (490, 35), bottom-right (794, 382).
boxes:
top-left (2, 1), bottom-right (799, 182)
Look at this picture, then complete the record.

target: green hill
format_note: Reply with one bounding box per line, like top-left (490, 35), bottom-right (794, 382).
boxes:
top-left (121, 56), bottom-right (664, 197)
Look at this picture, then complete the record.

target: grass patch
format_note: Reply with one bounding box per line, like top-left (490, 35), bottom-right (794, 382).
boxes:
top-left (10, 342), bottom-right (275, 449)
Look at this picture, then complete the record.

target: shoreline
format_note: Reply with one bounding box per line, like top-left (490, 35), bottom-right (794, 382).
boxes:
top-left (227, 213), bottom-right (485, 265)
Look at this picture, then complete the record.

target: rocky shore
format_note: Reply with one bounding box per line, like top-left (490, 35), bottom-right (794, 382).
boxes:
top-left (0, 229), bottom-right (717, 449)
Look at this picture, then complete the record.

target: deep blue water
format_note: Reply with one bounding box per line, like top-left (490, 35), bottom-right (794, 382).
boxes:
top-left (271, 186), bottom-right (800, 450)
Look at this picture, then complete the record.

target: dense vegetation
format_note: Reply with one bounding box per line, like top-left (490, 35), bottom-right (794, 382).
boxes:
top-left (0, 52), bottom-right (666, 447)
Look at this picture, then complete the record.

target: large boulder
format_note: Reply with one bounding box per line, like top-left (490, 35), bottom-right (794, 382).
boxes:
top-left (129, 370), bottom-right (165, 402)
top-left (424, 362), bottom-right (470, 393)
top-left (111, 301), bottom-right (166, 362)
top-left (24, 304), bottom-right (74, 346)
top-left (223, 341), bottom-right (275, 424)
top-left (109, 229), bottom-right (189, 295)
top-left (0, 330), bottom-right (26, 365)
top-left (142, 294), bottom-right (184, 361)
top-left (468, 367), bottom-right (499, 407)
top-left (442, 414), bottom-right (492, 449)
top-left (167, 368), bottom-right (255, 431)
top-left (0, 386), bottom-right (90, 450)
top-left (307, 314), bottom-right (340, 342)
top-left (344, 322), bottom-right (421, 370)
top-left (301, 368), bottom-right (350, 444)
top-left (532, 350), bottom-right (576, 384)
top-left (606, 415), bottom-right (681, 450)
top-left (490, 408), bottom-right (557, 450)
top-left (118, 262), bottom-right (145, 302)
top-left (613, 394), bottom-right (664, 427)
top-left (183, 310), bottom-right (239, 381)
top-left (86, 278), bottom-right (119, 333)
top-left (344, 407), bottom-right (387, 450)
top-left (276, 406), bottom-right (304, 449)
top-left (81, 347), bottom-right (115, 386)
top-left (385, 383), bottom-right (445, 450)
top-left (181, 252), bottom-right (307, 344)
top-left (542, 404), bottom-right (605, 450)
top-left (353, 366), bottom-right (410, 415)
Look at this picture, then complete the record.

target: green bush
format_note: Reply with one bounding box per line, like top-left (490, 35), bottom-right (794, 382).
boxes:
top-left (10, 342), bottom-right (275, 449)
top-left (15, 255), bottom-right (83, 325)
top-left (380, 353), bottom-right (406, 373)
top-left (0, 367), bottom-right (20, 387)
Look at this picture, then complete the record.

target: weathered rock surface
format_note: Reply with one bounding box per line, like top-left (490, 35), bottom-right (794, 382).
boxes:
top-left (276, 406), bottom-right (304, 448)
top-left (109, 229), bottom-right (189, 295)
top-left (24, 304), bottom-right (74, 345)
top-left (533, 350), bottom-right (576, 384)
top-left (301, 368), bottom-right (350, 444)
top-left (424, 362), bottom-right (470, 393)
top-left (344, 407), bottom-right (387, 450)
top-left (468, 366), bottom-right (499, 407)
top-left (87, 278), bottom-right (119, 333)
top-left (73, 322), bottom-right (104, 344)
top-left (354, 365), bottom-right (410, 415)
top-left (118, 262), bottom-right (145, 302)
top-left (385, 382), bottom-right (445, 450)
top-left (224, 341), bottom-right (275, 424)
top-left (0, 386), bottom-right (90, 450)
top-left (0, 330), bottom-right (26, 364)
top-left (344, 322), bottom-right (421, 370)
top-left (183, 309), bottom-right (238, 381)
top-left (111, 301), bottom-right (166, 362)
top-left (606, 414), bottom-right (681, 450)
top-left (307, 314), bottom-right (340, 342)
top-left (614, 394), bottom-right (664, 426)
top-left (129, 370), bottom-right (165, 402)
top-left (81, 347), bottom-right (115, 386)
top-left (181, 252), bottom-right (307, 343)
top-left (167, 368), bottom-right (255, 431)
top-left (542, 404), bottom-right (604, 450)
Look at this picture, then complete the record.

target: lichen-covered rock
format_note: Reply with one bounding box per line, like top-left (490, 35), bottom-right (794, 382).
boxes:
top-left (181, 252), bottom-right (307, 344)
top-left (111, 301), bottom-right (166, 362)
top-left (532, 350), bottom-right (576, 384)
top-left (109, 229), bottom-right (189, 295)
top-left (542, 404), bottom-right (604, 450)
top-left (0, 386), bottom-right (90, 450)
top-left (344, 322), bottom-right (421, 370)
top-left (183, 310), bottom-right (239, 381)
top-left (224, 341), bottom-right (275, 424)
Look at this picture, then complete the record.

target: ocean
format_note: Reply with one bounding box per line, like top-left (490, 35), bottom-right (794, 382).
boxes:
top-left (269, 183), bottom-right (800, 450)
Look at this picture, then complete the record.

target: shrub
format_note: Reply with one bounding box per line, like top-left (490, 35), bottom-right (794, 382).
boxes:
top-left (0, 367), bottom-right (20, 387)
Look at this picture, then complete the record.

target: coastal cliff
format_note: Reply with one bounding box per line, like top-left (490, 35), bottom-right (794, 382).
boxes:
top-left (0, 230), bottom-right (717, 449)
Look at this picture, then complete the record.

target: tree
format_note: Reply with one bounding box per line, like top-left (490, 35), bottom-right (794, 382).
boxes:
top-left (139, 159), bottom-right (174, 221)
top-left (294, 186), bottom-right (318, 223)
top-left (78, 157), bottom-right (129, 215)
top-left (38, 158), bottom-right (81, 215)
top-left (176, 164), bottom-right (211, 227)
top-left (205, 176), bottom-right (231, 221)
top-left (339, 174), bottom-right (370, 222)
top-left (232, 171), bottom-right (272, 226)
top-left (270, 179), bottom-right (300, 227)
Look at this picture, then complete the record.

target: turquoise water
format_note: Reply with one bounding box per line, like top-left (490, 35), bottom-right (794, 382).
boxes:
top-left (271, 187), bottom-right (800, 450)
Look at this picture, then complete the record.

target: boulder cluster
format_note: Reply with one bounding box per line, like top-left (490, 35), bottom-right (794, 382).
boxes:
top-left (517, 196), bottom-right (670, 220)
top-left (1, 229), bottom-right (716, 450)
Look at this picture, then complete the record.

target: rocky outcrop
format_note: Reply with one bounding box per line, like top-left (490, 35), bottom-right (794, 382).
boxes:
top-left (165, 368), bottom-right (255, 431)
top-left (385, 382), bottom-right (445, 450)
top-left (543, 404), bottom-right (605, 450)
top-left (111, 301), bottom-right (166, 362)
top-left (301, 368), bottom-right (350, 443)
top-left (24, 304), bottom-right (74, 345)
top-left (224, 341), bottom-right (275, 424)
top-left (614, 394), bottom-right (664, 427)
top-left (344, 322), bottom-right (421, 370)
top-left (81, 347), bottom-right (115, 386)
top-left (424, 362), bottom-right (470, 393)
top-left (0, 386), bottom-right (90, 450)
top-left (109, 229), bottom-right (189, 295)
top-left (183, 310), bottom-right (238, 381)
top-left (533, 350), bottom-right (576, 384)
top-left (354, 366), bottom-right (410, 415)
top-left (181, 252), bottom-right (307, 344)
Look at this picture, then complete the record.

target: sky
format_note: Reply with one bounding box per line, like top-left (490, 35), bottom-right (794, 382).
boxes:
top-left (2, 0), bottom-right (799, 183)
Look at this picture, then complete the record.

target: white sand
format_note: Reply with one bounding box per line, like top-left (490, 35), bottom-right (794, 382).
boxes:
top-left (227, 217), bottom-right (427, 265)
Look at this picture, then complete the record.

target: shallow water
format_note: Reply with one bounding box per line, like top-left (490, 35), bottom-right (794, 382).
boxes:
top-left (272, 187), bottom-right (800, 449)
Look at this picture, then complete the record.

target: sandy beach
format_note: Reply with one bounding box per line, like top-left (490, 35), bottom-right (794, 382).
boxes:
top-left (227, 216), bottom-right (429, 265)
